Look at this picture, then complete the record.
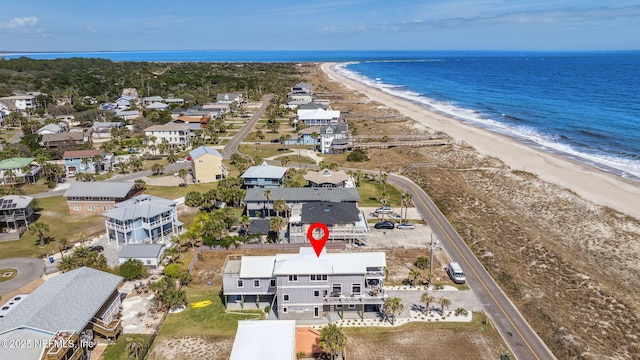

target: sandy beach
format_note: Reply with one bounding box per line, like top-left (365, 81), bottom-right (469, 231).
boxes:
top-left (321, 63), bottom-right (640, 220)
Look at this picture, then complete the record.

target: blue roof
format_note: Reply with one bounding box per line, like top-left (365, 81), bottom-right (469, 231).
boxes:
top-left (189, 146), bottom-right (223, 160)
top-left (241, 162), bottom-right (287, 179)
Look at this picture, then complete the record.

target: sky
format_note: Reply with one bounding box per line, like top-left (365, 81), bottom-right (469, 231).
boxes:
top-left (0, 0), bottom-right (639, 52)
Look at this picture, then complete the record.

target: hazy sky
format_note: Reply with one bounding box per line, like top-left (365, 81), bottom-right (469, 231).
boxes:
top-left (1, 0), bottom-right (639, 52)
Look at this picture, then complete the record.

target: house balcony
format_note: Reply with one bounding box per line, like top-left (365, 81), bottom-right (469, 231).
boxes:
top-left (323, 287), bottom-right (386, 305)
top-left (43, 331), bottom-right (82, 360)
top-left (90, 317), bottom-right (122, 339)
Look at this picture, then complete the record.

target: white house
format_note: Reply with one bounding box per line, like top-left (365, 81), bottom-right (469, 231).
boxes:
top-left (144, 124), bottom-right (191, 149)
top-left (146, 102), bottom-right (170, 111)
top-left (297, 108), bottom-right (341, 126)
top-left (0, 95), bottom-right (36, 110)
top-left (319, 124), bottom-right (349, 154)
top-left (116, 110), bottom-right (141, 120)
top-left (35, 123), bottom-right (63, 135)
top-left (118, 244), bottom-right (166, 268)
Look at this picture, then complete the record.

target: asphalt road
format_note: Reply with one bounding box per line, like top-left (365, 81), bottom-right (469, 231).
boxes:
top-left (388, 173), bottom-right (556, 360)
top-left (0, 258), bottom-right (44, 296)
top-left (222, 94), bottom-right (273, 159)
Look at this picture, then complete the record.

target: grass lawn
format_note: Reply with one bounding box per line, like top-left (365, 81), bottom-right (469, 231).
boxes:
top-left (16, 179), bottom-right (51, 195)
top-left (144, 183), bottom-right (219, 199)
top-left (237, 143), bottom-right (294, 159)
top-left (101, 334), bottom-right (151, 360)
top-left (0, 268), bottom-right (18, 283)
top-left (357, 179), bottom-right (403, 207)
top-left (0, 196), bottom-right (105, 260)
top-left (157, 285), bottom-right (264, 339)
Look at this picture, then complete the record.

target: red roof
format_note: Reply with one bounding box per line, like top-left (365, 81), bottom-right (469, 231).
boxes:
top-left (62, 149), bottom-right (104, 159)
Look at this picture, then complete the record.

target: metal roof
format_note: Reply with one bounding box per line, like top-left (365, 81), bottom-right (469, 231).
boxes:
top-left (0, 327), bottom-right (53, 360)
top-left (239, 256), bottom-right (277, 278)
top-left (64, 182), bottom-right (134, 198)
top-left (0, 195), bottom-right (34, 210)
top-left (118, 244), bottom-right (165, 259)
top-left (297, 108), bottom-right (340, 120)
top-left (144, 124), bottom-right (190, 132)
top-left (244, 187), bottom-right (360, 202)
top-left (104, 195), bottom-right (175, 221)
top-left (0, 157), bottom-right (35, 170)
top-left (273, 247), bottom-right (386, 275)
top-left (189, 146), bottom-right (223, 160)
top-left (240, 162), bottom-right (287, 179)
top-left (0, 267), bottom-right (122, 334)
top-left (230, 320), bottom-right (296, 360)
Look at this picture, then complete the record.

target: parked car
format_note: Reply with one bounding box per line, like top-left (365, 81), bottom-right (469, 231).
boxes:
top-left (396, 222), bottom-right (415, 230)
top-left (375, 206), bottom-right (393, 214)
top-left (186, 156), bottom-right (192, 161)
top-left (446, 262), bottom-right (466, 284)
top-left (88, 245), bottom-right (104, 253)
top-left (176, 158), bottom-right (187, 164)
top-left (374, 221), bottom-right (395, 229)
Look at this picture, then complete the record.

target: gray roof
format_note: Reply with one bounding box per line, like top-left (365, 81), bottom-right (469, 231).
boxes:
top-left (301, 202), bottom-right (359, 225)
top-left (189, 146), bottom-right (222, 160)
top-left (0, 195), bottom-right (33, 210)
top-left (144, 96), bottom-right (164, 102)
top-left (240, 162), bottom-right (287, 179)
top-left (41, 131), bottom-right (84, 143)
top-left (245, 187), bottom-right (360, 203)
top-left (247, 219), bottom-right (270, 235)
top-left (298, 102), bottom-right (328, 110)
top-left (0, 328), bottom-right (53, 360)
top-left (104, 195), bottom-right (175, 221)
top-left (92, 121), bottom-right (122, 130)
top-left (64, 182), bottom-right (134, 198)
top-left (0, 267), bottom-right (123, 334)
top-left (36, 123), bottom-right (61, 133)
top-left (119, 244), bottom-right (165, 259)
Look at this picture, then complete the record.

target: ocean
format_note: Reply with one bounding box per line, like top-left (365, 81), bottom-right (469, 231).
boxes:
top-left (3, 50), bottom-right (639, 180)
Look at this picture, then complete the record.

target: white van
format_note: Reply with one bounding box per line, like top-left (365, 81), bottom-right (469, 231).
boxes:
top-left (446, 262), bottom-right (466, 284)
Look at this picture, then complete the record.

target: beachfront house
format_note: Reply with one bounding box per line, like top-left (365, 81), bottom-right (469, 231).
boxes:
top-left (222, 247), bottom-right (386, 320)
top-left (189, 146), bottom-right (227, 183)
top-left (284, 126), bottom-right (320, 146)
top-left (297, 107), bottom-right (341, 127)
top-left (244, 187), bottom-right (360, 218)
top-left (319, 124), bottom-right (349, 154)
top-left (104, 194), bottom-right (183, 246)
top-left (64, 181), bottom-right (143, 216)
top-left (240, 162), bottom-right (288, 189)
top-left (288, 201), bottom-right (369, 245)
top-left (0, 267), bottom-right (124, 360)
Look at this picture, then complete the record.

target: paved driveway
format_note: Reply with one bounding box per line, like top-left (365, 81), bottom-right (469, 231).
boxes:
top-left (386, 288), bottom-right (484, 317)
top-left (0, 258), bottom-right (45, 297)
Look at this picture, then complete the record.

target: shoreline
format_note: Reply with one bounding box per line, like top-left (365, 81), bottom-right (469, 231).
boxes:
top-left (321, 62), bottom-right (640, 220)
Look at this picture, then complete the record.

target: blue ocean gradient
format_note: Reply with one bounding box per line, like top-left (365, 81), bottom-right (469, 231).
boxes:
top-left (3, 50), bottom-right (639, 180)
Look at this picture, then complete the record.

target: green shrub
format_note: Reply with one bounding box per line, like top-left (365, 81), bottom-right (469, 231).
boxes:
top-left (119, 259), bottom-right (148, 280)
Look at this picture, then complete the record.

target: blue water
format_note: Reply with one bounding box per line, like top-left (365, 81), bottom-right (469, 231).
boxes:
top-left (3, 50), bottom-right (639, 180)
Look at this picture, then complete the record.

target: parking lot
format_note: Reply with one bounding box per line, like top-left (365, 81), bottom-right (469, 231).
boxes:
top-left (361, 207), bottom-right (435, 249)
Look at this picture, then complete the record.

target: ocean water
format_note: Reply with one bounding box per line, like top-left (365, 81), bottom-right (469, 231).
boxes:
top-left (335, 52), bottom-right (640, 180)
top-left (3, 50), bottom-right (639, 180)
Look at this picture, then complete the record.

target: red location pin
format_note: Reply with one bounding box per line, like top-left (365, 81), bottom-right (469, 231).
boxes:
top-left (307, 222), bottom-right (329, 257)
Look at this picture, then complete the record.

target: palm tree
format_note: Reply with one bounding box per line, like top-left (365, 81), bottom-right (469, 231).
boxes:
top-left (383, 297), bottom-right (403, 325)
top-left (30, 222), bottom-right (50, 247)
top-left (239, 215), bottom-right (251, 237)
top-left (420, 293), bottom-right (435, 314)
top-left (269, 217), bottom-right (286, 243)
top-left (272, 199), bottom-right (288, 218)
top-left (318, 323), bottom-right (346, 360)
top-left (125, 338), bottom-right (143, 360)
top-left (58, 237), bottom-right (69, 254)
top-left (177, 168), bottom-right (189, 186)
top-left (439, 296), bottom-right (451, 315)
top-left (408, 268), bottom-right (421, 287)
top-left (381, 173), bottom-right (388, 195)
top-left (402, 193), bottom-right (412, 223)
top-left (2, 169), bottom-right (16, 186)
top-left (151, 163), bottom-right (164, 175)
top-left (58, 255), bottom-right (77, 272)
top-left (263, 189), bottom-right (272, 218)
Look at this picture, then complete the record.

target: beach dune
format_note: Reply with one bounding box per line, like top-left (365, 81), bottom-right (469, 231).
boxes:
top-left (322, 63), bottom-right (640, 220)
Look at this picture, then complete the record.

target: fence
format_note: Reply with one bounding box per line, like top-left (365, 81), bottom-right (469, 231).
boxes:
top-left (139, 309), bottom-right (169, 360)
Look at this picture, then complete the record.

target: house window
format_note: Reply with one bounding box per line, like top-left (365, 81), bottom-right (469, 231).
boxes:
top-left (103, 206), bottom-right (110, 211)
top-left (282, 307), bottom-right (288, 313)
top-left (314, 307), bottom-right (320, 318)
top-left (73, 206), bottom-right (81, 211)
top-left (348, 304), bottom-right (356, 309)
top-left (88, 206), bottom-right (95, 211)
top-left (310, 274), bottom-right (328, 281)
top-left (254, 280), bottom-right (260, 287)
top-left (288, 275), bottom-right (298, 282)
top-left (283, 294), bottom-right (290, 302)
top-left (352, 284), bottom-right (361, 295)
top-left (270, 279), bottom-right (276, 287)
top-left (237, 280), bottom-right (244, 288)
top-left (314, 290), bottom-right (320, 297)
top-left (146, 260), bottom-right (152, 265)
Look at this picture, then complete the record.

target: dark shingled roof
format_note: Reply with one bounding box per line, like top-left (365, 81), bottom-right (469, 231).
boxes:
top-left (301, 202), bottom-right (360, 225)
top-left (245, 187), bottom-right (359, 203)
top-left (248, 219), bottom-right (271, 234)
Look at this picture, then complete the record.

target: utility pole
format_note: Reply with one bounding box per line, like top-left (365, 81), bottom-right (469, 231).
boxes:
top-left (429, 234), bottom-right (439, 287)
